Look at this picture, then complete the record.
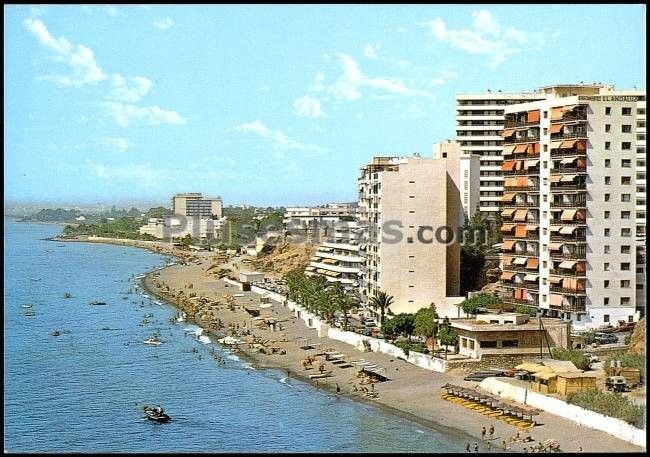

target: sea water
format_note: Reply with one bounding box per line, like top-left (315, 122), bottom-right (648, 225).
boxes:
top-left (3, 218), bottom-right (471, 452)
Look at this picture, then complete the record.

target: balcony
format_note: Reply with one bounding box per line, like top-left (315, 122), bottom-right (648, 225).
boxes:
top-left (550, 251), bottom-right (587, 260)
top-left (502, 282), bottom-right (539, 291)
top-left (504, 185), bottom-right (540, 191)
top-left (550, 201), bottom-right (587, 208)
top-left (502, 233), bottom-right (539, 241)
top-left (503, 297), bottom-right (539, 307)
top-left (550, 167), bottom-right (587, 175)
top-left (550, 286), bottom-right (586, 296)
top-left (502, 265), bottom-right (538, 273)
top-left (550, 235), bottom-right (586, 242)
top-left (504, 135), bottom-right (541, 145)
top-left (509, 250), bottom-right (540, 258)
top-left (550, 131), bottom-right (587, 140)
top-left (550, 148), bottom-right (586, 158)
top-left (550, 268), bottom-right (586, 277)
top-left (504, 169), bottom-right (540, 176)
top-left (550, 185), bottom-right (586, 192)
top-left (500, 201), bottom-right (537, 208)
top-left (550, 111), bottom-right (587, 124)
top-left (504, 119), bottom-right (539, 129)
top-left (549, 219), bottom-right (586, 226)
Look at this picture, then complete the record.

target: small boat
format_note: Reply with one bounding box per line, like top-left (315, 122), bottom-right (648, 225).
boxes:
top-left (143, 405), bottom-right (171, 423)
top-left (20, 304), bottom-right (33, 308)
top-left (24, 310), bottom-right (36, 317)
top-left (63, 293), bottom-right (72, 299)
top-left (143, 337), bottom-right (163, 345)
top-left (30, 277), bottom-right (42, 282)
top-left (57, 244), bottom-right (66, 247)
top-left (51, 330), bottom-right (60, 336)
top-left (89, 301), bottom-right (108, 306)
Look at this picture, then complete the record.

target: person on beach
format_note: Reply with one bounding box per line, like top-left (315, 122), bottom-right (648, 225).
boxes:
top-left (501, 440), bottom-right (508, 450)
top-left (336, 383), bottom-right (341, 394)
top-left (481, 426), bottom-right (486, 440)
top-left (486, 441), bottom-right (491, 451)
top-left (465, 443), bottom-right (471, 453)
top-left (473, 442), bottom-right (479, 452)
top-left (488, 424), bottom-right (494, 438)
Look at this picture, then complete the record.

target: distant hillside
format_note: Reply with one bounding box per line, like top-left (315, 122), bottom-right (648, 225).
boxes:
top-left (252, 242), bottom-right (315, 279)
top-left (20, 208), bottom-right (80, 223)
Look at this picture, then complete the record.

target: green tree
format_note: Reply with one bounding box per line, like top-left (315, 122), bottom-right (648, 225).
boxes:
top-left (369, 290), bottom-right (395, 327)
top-left (458, 293), bottom-right (500, 316)
top-left (515, 304), bottom-right (538, 316)
top-left (382, 313), bottom-right (415, 341)
top-left (581, 331), bottom-right (597, 345)
top-left (438, 323), bottom-right (459, 360)
top-left (180, 234), bottom-right (193, 246)
top-left (551, 348), bottom-right (591, 371)
top-left (331, 284), bottom-right (357, 331)
top-left (414, 304), bottom-right (438, 351)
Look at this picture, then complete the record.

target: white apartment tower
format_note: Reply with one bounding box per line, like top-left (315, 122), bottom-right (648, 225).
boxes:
top-left (499, 85), bottom-right (646, 329)
top-left (358, 153), bottom-right (461, 316)
top-left (456, 91), bottom-right (549, 222)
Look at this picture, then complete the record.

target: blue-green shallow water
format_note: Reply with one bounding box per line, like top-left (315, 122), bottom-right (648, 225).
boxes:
top-left (4, 218), bottom-right (471, 452)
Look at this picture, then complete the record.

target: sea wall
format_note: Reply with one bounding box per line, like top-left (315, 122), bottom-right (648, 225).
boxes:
top-left (480, 378), bottom-right (646, 447)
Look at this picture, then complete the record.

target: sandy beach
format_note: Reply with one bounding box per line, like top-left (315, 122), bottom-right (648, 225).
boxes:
top-left (59, 236), bottom-right (645, 453)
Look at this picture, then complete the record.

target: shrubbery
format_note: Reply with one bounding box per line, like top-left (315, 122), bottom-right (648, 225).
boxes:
top-left (459, 293), bottom-right (500, 316)
top-left (605, 352), bottom-right (646, 379)
top-left (551, 348), bottom-right (591, 371)
top-left (567, 389), bottom-right (645, 428)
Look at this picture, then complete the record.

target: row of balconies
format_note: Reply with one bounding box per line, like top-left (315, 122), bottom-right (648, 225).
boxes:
top-left (549, 201), bottom-right (586, 208)
top-left (550, 130), bottom-right (587, 140)
top-left (503, 135), bottom-right (541, 145)
top-left (549, 235), bottom-right (587, 242)
top-left (549, 268), bottom-right (585, 277)
top-left (549, 286), bottom-right (586, 296)
top-left (550, 148), bottom-right (587, 158)
top-left (550, 251), bottom-right (587, 260)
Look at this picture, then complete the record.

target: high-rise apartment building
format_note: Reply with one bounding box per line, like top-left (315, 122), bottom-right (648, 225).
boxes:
top-left (456, 91), bottom-right (548, 222)
top-left (171, 193), bottom-right (223, 219)
top-left (498, 85), bottom-right (646, 329)
top-left (358, 152), bottom-right (461, 316)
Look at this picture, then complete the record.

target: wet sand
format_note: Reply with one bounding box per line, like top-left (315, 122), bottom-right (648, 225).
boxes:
top-left (59, 236), bottom-right (645, 453)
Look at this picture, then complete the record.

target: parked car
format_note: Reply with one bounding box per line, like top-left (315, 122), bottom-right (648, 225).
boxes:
top-left (596, 324), bottom-right (617, 334)
top-left (584, 353), bottom-right (600, 363)
top-left (616, 320), bottom-right (636, 332)
top-left (605, 376), bottom-right (629, 392)
top-left (594, 333), bottom-right (619, 344)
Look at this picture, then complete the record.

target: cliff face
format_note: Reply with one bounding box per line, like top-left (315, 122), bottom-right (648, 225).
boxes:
top-left (252, 242), bottom-right (315, 279)
top-left (628, 317), bottom-right (645, 355)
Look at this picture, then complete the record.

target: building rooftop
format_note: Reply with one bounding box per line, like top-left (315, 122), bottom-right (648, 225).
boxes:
top-left (450, 316), bottom-right (569, 332)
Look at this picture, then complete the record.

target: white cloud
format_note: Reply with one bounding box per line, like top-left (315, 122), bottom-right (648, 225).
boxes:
top-left (420, 10), bottom-right (546, 68)
top-left (429, 69), bottom-right (459, 86)
top-left (363, 44), bottom-right (379, 60)
top-left (86, 160), bottom-right (168, 187)
top-left (233, 121), bottom-right (326, 154)
top-left (329, 53), bottom-right (435, 101)
top-left (293, 96), bottom-right (324, 118)
top-left (109, 74), bottom-right (153, 102)
top-left (308, 72), bottom-right (326, 92)
top-left (105, 6), bottom-right (119, 16)
top-left (153, 17), bottom-right (174, 30)
top-left (104, 102), bottom-right (187, 127)
top-left (24, 18), bottom-right (108, 86)
top-left (101, 137), bottom-right (129, 151)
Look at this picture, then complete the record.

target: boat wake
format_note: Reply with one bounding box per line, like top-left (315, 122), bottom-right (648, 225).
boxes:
top-left (198, 335), bottom-right (211, 345)
top-left (279, 376), bottom-right (293, 387)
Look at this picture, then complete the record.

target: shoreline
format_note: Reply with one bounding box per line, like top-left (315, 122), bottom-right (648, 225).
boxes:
top-left (54, 235), bottom-right (646, 453)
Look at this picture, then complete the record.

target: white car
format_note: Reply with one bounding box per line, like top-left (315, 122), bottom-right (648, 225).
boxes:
top-left (584, 353), bottom-right (599, 363)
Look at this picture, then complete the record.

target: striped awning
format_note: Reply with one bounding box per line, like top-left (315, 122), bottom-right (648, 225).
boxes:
top-left (501, 208), bottom-right (516, 217)
top-left (524, 274), bottom-right (539, 282)
top-left (526, 257), bottom-right (539, 269)
top-left (513, 257), bottom-right (527, 265)
top-left (550, 141), bottom-right (564, 149)
top-left (501, 192), bottom-right (516, 202)
top-left (560, 140), bottom-right (577, 149)
top-left (549, 124), bottom-right (564, 133)
top-left (561, 157), bottom-right (577, 165)
top-left (560, 174), bottom-right (578, 182)
top-left (503, 145), bottom-right (516, 155)
top-left (559, 260), bottom-right (576, 269)
top-left (561, 209), bottom-right (577, 221)
top-left (548, 242), bottom-right (563, 251)
top-left (501, 223), bottom-right (515, 232)
top-left (501, 271), bottom-right (516, 281)
top-left (513, 210), bottom-right (528, 221)
top-left (559, 226), bottom-right (576, 235)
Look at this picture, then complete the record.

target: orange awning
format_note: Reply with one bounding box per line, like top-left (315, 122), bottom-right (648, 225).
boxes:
top-left (548, 242), bottom-right (563, 251)
top-left (516, 177), bottom-right (529, 186)
top-left (527, 110), bottom-right (540, 123)
top-left (550, 294), bottom-right (564, 306)
top-left (504, 177), bottom-right (518, 187)
top-left (502, 240), bottom-right (516, 251)
top-left (501, 223), bottom-right (515, 232)
top-left (549, 175), bottom-right (562, 183)
top-left (549, 276), bottom-right (562, 284)
top-left (550, 107), bottom-right (565, 120)
top-left (550, 124), bottom-right (564, 134)
top-left (561, 209), bottom-right (577, 221)
top-left (501, 271), bottom-right (516, 281)
top-left (501, 208), bottom-right (516, 217)
top-left (501, 193), bottom-right (516, 202)
top-left (502, 129), bottom-right (515, 137)
top-left (531, 143), bottom-right (541, 155)
top-left (514, 144), bottom-right (528, 153)
top-left (513, 209), bottom-right (528, 221)
top-left (526, 258), bottom-right (539, 269)
top-left (560, 140), bottom-right (577, 148)
top-left (576, 140), bottom-right (587, 150)
top-left (514, 225), bottom-right (527, 237)
top-left (550, 140), bottom-right (564, 149)
top-left (502, 161), bottom-right (516, 171)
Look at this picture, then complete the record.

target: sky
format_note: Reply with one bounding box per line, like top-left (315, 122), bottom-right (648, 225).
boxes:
top-left (4, 4), bottom-right (646, 208)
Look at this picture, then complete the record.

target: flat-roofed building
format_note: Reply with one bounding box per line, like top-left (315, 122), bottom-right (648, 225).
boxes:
top-left (172, 192), bottom-right (223, 219)
top-left (499, 85), bottom-right (646, 329)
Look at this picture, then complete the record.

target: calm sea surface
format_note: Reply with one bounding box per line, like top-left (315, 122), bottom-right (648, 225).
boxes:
top-left (4, 218), bottom-right (470, 452)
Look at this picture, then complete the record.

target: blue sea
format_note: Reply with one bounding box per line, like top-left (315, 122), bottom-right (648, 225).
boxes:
top-left (4, 218), bottom-right (470, 452)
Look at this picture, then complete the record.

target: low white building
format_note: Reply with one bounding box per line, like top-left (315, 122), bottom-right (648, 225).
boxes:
top-left (139, 216), bottom-right (225, 240)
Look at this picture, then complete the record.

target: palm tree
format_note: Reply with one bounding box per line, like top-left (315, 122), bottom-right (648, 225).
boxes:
top-left (369, 290), bottom-right (394, 327)
top-left (332, 285), bottom-right (357, 331)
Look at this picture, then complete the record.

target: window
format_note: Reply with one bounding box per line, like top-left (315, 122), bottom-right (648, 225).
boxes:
top-left (543, 160), bottom-right (548, 169)
top-left (621, 211), bottom-right (631, 219)
top-left (604, 262), bottom-right (610, 271)
top-left (543, 228), bottom-right (547, 235)
top-left (604, 280), bottom-right (610, 288)
top-left (604, 194), bottom-right (610, 202)
top-left (604, 228), bottom-right (610, 237)
top-left (407, 237), bottom-right (413, 243)
top-left (604, 245), bottom-right (610, 254)
top-left (605, 124), bottom-right (611, 132)
top-left (604, 298), bottom-right (610, 306)
top-left (622, 142), bottom-right (631, 150)
top-left (409, 210), bottom-right (415, 213)
top-left (622, 159), bottom-right (631, 168)
top-left (542, 278), bottom-right (547, 285)
top-left (543, 111), bottom-right (548, 118)
top-left (620, 280), bottom-right (630, 288)
top-left (621, 262), bottom-right (630, 271)
top-left (604, 159), bottom-right (611, 167)
top-left (605, 176), bottom-right (611, 185)
top-left (543, 211), bottom-right (547, 219)
top-left (621, 176), bottom-right (631, 185)
top-left (621, 228), bottom-right (631, 237)
top-left (622, 107), bottom-right (632, 115)
top-left (605, 107), bottom-right (611, 115)
top-left (543, 195), bottom-right (547, 202)
top-left (543, 128), bottom-right (548, 135)
top-left (480, 340), bottom-right (497, 348)
top-left (604, 314), bottom-right (610, 322)
top-left (543, 144), bottom-right (548, 152)
top-left (409, 180), bottom-right (415, 184)
top-left (468, 340), bottom-right (475, 350)
top-left (604, 211), bottom-right (610, 219)
top-left (605, 141), bottom-right (611, 150)
top-left (542, 261), bottom-right (547, 268)
top-left (622, 125), bottom-right (632, 133)
top-left (409, 195), bottom-right (415, 198)
top-left (621, 194), bottom-right (631, 202)
top-left (621, 245), bottom-right (631, 254)
top-left (620, 297), bottom-right (631, 306)
top-left (637, 284), bottom-right (644, 290)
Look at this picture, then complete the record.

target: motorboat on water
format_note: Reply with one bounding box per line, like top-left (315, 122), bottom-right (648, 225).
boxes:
top-left (51, 330), bottom-right (60, 336)
top-left (63, 293), bottom-right (72, 299)
top-left (143, 405), bottom-right (170, 422)
top-left (89, 301), bottom-right (108, 306)
top-left (30, 277), bottom-right (41, 282)
top-left (143, 336), bottom-right (164, 345)
top-left (24, 310), bottom-right (36, 317)
top-left (20, 303), bottom-right (33, 308)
